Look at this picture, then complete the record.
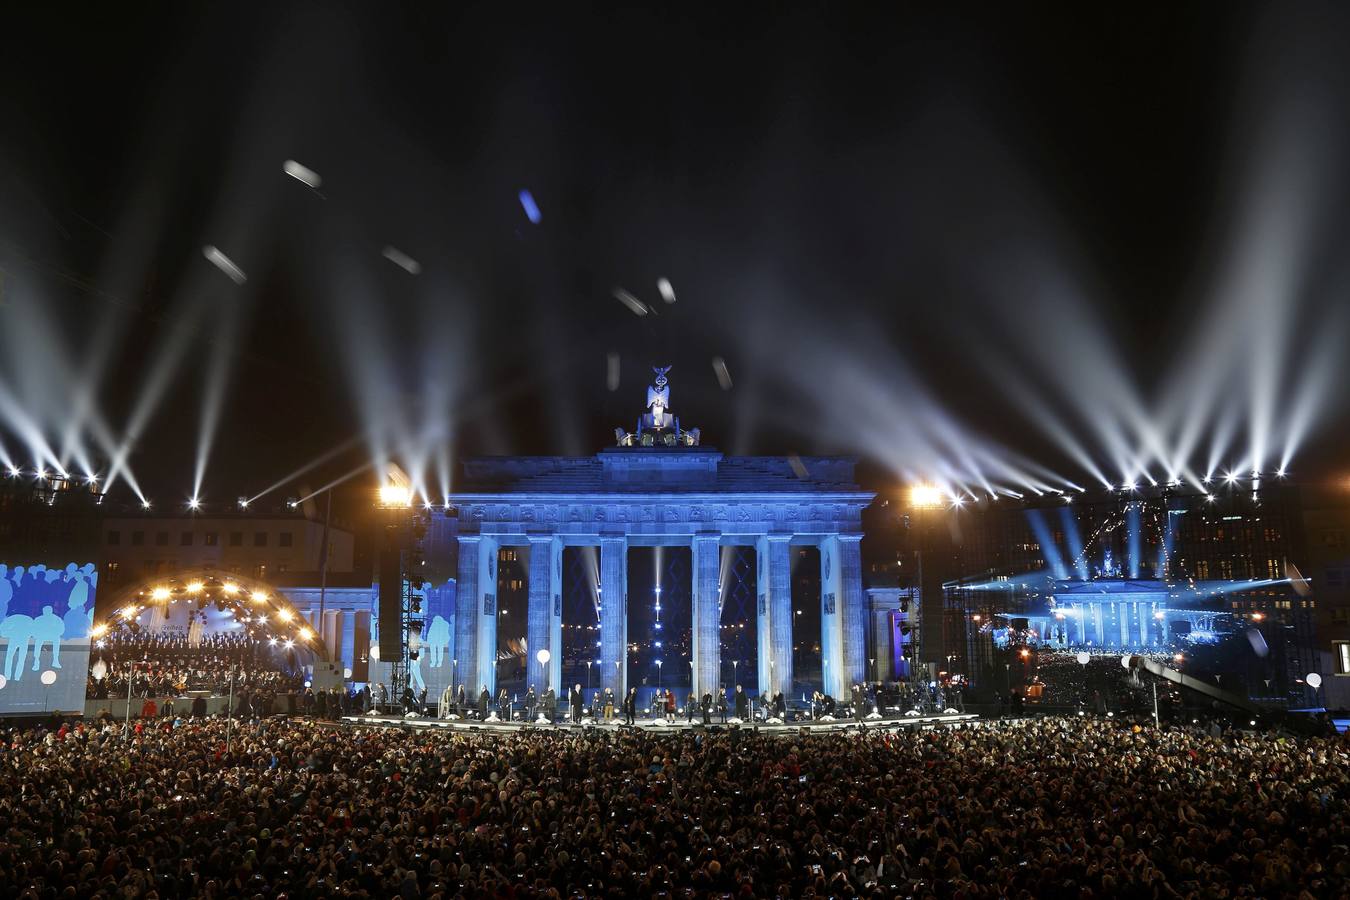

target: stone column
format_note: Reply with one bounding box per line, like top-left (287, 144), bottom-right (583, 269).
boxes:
top-left (820, 537), bottom-right (844, 697)
top-left (1093, 603), bottom-right (1105, 647)
top-left (549, 539), bottom-right (563, 693)
top-left (526, 536), bottom-right (557, 693)
top-left (838, 534), bottom-right (866, 691)
top-left (756, 545), bottom-right (772, 698)
top-left (454, 536), bottom-right (480, 693)
top-left (475, 537), bottom-right (499, 695)
top-left (691, 534), bottom-right (721, 699)
top-left (758, 534), bottom-right (794, 701)
top-left (600, 537), bottom-right (628, 695)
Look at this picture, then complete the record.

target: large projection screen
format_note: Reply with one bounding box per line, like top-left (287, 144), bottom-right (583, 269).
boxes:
top-left (0, 561), bottom-right (96, 716)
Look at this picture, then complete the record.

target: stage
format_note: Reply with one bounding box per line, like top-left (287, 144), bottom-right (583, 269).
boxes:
top-left (340, 710), bottom-right (980, 734)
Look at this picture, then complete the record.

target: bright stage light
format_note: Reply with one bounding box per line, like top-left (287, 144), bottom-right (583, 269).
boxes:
top-left (378, 483), bottom-right (412, 507)
top-left (150, 587), bottom-right (171, 602)
top-left (187, 497), bottom-right (201, 510)
top-left (1123, 481), bottom-right (1136, 491)
top-left (6, 466), bottom-right (17, 477)
top-left (299, 627), bottom-right (315, 641)
top-left (35, 469), bottom-right (47, 480)
top-left (276, 607), bottom-right (293, 622)
top-left (238, 498), bottom-right (249, 509)
top-left (251, 591), bottom-right (269, 603)
top-left (1224, 471), bottom-right (1238, 484)
top-left (1276, 467), bottom-right (1287, 478)
top-left (186, 581), bottom-right (204, 595)
top-left (222, 582), bottom-right (239, 595)
top-left (90, 622), bottom-right (108, 638)
top-left (909, 484), bottom-right (944, 508)
top-left (1205, 493), bottom-right (1215, 502)
top-left (141, 500), bottom-right (152, 509)
top-left (122, 604), bottom-right (140, 619)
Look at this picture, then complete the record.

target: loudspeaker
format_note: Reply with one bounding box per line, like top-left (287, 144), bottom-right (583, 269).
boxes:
top-left (378, 548), bottom-right (403, 660)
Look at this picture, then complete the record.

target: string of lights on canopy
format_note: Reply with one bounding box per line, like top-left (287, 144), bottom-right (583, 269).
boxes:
top-left (90, 571), bottom-right (329, 661)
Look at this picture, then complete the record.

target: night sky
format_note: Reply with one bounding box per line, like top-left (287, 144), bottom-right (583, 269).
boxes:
top-left (1, 3), bottom-right (1348, 506)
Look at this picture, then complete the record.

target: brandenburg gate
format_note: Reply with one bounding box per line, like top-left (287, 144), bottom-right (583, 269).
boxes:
top-left (447, 368), bottom-right (874, 700)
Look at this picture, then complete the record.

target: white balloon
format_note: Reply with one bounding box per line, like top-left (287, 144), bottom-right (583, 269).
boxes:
top-left (1076, 652), bottom-right (1090, 666)
top-left (369, 645), bottom-right (380, 661)
top-left (1307, 672), bottom-right (1323, 689)
top-left (536, 649), bottom-right (551, 665)
top-left (343, 668), bottom-right (353, 679)
top-left (1121, 654), bottom-right (1134, 670)
top-left (0, 675), bottom-right (7, 690)
top-left (40, 670), bottom-right (58, 685)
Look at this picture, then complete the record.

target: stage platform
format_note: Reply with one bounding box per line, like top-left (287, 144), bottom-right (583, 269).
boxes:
top-left (340, 711), bottom-right (980, 734)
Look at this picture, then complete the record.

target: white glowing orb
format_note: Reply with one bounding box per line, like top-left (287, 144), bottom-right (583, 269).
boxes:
top-left (536, 649), bottom-right (551, 665)
top-left (0, 675), bottom-right (6, 690)
top-left (40, 670), bottom-right (57, 685)
top-left (1307, 672), bottom-right (1323, 689)
top-left (344, 668), bottom-right (353, 679)
top-left (1076, 652), bottom-right (1090, 666)
top-left (369, 645), bottom-right (380, 661)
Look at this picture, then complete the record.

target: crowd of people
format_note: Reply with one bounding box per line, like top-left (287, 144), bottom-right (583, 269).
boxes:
top-left (86, 632), bottom-right (306, 701)
top-left (2, 714), bottom-right (1346, 898)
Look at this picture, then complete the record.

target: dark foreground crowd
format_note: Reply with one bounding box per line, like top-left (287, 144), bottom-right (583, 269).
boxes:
top-left (1, 717), bottom-right (1348, 899)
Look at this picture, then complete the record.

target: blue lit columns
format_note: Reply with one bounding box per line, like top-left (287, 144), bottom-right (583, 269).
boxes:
top-left (600, 536), bottom-right (628, 694)
top-left (758, 534), bottom-right (794, 700)
top-left (690, 533), bottom-right (720, 697)
top-left (526, 535), bottom-right (561, 693)
top-left (837, 533), bottom-right (866, 689)
top-left (453, 535), bottom-right (480, 692)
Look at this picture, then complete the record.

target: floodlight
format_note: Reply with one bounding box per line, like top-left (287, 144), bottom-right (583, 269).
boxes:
top-left (378, 483), bottom-right (412, 507)
top-left (909, 484), bottom-right (943, 509)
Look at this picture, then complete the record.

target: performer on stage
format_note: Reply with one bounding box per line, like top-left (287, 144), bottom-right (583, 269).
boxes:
top-left (851, 683), bottom-right (864, 723)
top-left (700, 691), bottom-right (712, 725)
top-left (603, 687), bottom-right (615, 721)
top-left (524, 685), bottom-right (537, 721)
top-left (686, 690), bottom-right (697, 723)
top-left (478, 686), bottom-right (490, 720)
top-left (543, 686), bottom-right (556, 722)
top-left (717, 687), bottom-right (728, 723)
top-left (773, 691), bottom-right (786, 720)
top-left (456, 684), bottom-right (467, 716)
top-left (734, 684), bottom-right (749, 720)
top-left (497, 687), bottom-right (510, 720)
top-left (623, 687), bottom-right (637, 725)
top-left (664, 688), bottom-right (676, 719)
top-left (570, 684), bottom-right (583, 723)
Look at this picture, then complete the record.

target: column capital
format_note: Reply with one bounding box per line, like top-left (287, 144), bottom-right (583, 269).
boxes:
top-left (526, 533), bottom-right (556, 545)
top-left (457, 534), bottom-right (483, 545)
top-left (761, 532), bottom-right (793, 543)
top-left (836, 532), bottom-right (864, 544)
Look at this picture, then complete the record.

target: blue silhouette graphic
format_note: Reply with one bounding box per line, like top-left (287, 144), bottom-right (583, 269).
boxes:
top-left (0, 561), bottom-right (98, 686)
